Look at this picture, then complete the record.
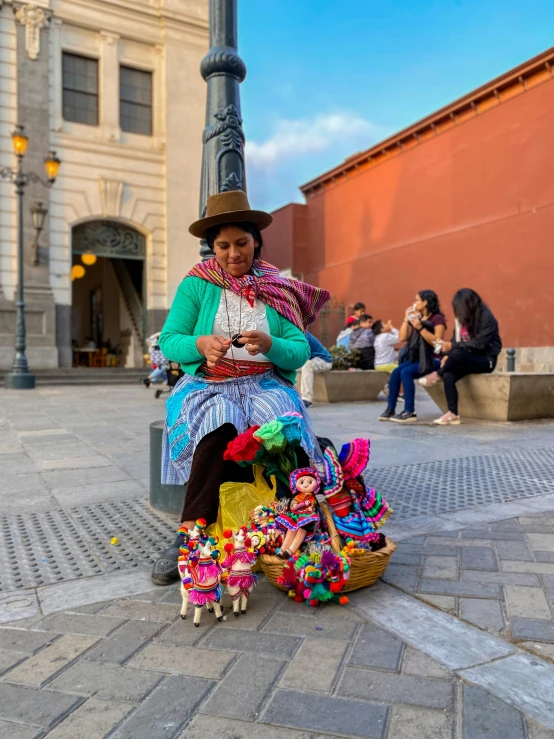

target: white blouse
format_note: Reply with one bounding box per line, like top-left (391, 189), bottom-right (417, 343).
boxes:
top-left (212, 290), bottom-right (271, 362)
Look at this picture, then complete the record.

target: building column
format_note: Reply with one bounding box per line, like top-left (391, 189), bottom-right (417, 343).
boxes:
top-left (4, 3), bottom-right (58, 369)
top-left (100, 31), bottom-right (120, 143)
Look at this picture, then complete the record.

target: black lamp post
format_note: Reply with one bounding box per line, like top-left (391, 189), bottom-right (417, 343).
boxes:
top-left (0, 125), bottom-right (61, 390)
top-left (198, 0), bottom-right (247, 260)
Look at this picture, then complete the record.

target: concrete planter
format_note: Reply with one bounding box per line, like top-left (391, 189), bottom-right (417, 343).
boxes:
top-left (423, 372), bottom-right (554, 422)
top-left (297, 370), bottom-right (390, 403)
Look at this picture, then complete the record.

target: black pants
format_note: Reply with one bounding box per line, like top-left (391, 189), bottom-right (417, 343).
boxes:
top-left (438, 349), bottom-right (495, 414)
top-left (359, 346), bottom-right (375, 370)
top-left (182, 424), bottom-right (253, 525)
top-left (182, 422), bottom-right (309, 525)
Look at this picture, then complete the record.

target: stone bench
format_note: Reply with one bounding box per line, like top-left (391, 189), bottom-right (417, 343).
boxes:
top-left (296, 369), bottom-right (390, 403)
top-left (422, 372), bottom-right (554, 422)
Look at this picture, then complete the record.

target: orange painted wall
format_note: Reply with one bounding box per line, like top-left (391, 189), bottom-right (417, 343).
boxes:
top-left (301, 76), bottom-right (554, 347)
top-left (263, 202), bottom-right (308, 276)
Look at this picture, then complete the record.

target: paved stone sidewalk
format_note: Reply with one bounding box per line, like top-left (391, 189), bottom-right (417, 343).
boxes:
top-left (0, 579), bottom-right (553, 738)
top-left (386, 510), bottom-right (554, 659)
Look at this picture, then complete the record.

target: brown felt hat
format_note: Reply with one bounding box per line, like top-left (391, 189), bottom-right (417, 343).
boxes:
top-left (189, 190), bottom-right (273, 239)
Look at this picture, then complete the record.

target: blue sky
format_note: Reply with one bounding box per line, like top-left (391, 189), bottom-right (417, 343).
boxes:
top-left (238, 0), bottom-right (554, 212)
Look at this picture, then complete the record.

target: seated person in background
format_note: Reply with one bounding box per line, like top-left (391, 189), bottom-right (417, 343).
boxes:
top-left (336, 319), bottom-right (358, 348)
top-left (349, 314), bottom-right (375, 370)
top-left (346, 302), bottom-right (367, 326)
top-left (300, 332), bottom-right (333, 408)
top-left (379, 290), bottom-right (446, 423)
top-left (419, 288), bottom-right (502, 426)
top-left (373, 320), bottom-right (399, 373)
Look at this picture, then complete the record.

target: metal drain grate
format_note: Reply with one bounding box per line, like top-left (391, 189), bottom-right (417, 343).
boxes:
top-left (368, 447), bottom-right (554, 520)
top-left (0, 500), bottom-right (176, 593)
top-left (2, 448), bottom-right (554, 591)
top-left (69, 499), bottom-right (177, 572)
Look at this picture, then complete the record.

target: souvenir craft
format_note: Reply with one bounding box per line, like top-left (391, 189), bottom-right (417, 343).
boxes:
top-left (277, 548), bottom-right (349, 606)
top-left (222, 527), bottom-right (258, 616)
top-left (276, 468), bottom-right (321, 559)
top-left (181, 537), bottom-right (225, 626)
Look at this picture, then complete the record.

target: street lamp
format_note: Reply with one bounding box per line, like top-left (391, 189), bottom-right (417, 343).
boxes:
top-left (198, 0), bottom-right (247, 260)
top-left (0, 125), bottom-right (61, 389)
top-left (30, 201), bottom-right (48, 266)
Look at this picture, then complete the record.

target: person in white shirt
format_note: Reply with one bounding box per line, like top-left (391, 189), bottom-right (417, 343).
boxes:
top-left (372, 320), bottom-right (399, 372)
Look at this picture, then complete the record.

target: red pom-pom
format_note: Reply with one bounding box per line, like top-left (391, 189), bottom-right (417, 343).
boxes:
top-left (224, 542), bottom-right (234, 554)
top-left (222, 529), bottom-right (232, 539)
top-left (244, 537), bottom-right (252, 548)
top-left (196, 518), bottom-right (207, 528)
top-left (294, 595), bottom-right (304, 602)
top-left (309, 599), bottom-right (319, 607)
top-left (339, 595), bottom-right (349, 605)
top-left (329, 582), bottom-right (342, 593)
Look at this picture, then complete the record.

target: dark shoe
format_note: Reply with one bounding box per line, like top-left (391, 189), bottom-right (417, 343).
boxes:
top-left (379, 407), bottom-right (396, 421)
top-left (390, 411), bottom-right (418, 423)
top-left (151, 536), bottom-right (181, 585)
top-left (143, 378), bottom-right (151, 389)
top-left (303, 400), bottom-right (312, 408)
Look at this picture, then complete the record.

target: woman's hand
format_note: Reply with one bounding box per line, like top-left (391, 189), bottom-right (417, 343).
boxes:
top-left (196, 335), bottom-right (232, 368)
top-left (440, 355), bottom-right (448, 368)
top-left (237, 330), bottom-right (273, 356)
top-left (441, 340), bottom-right (452, 353)
top-left (411, 316), bottom-right (423, 330)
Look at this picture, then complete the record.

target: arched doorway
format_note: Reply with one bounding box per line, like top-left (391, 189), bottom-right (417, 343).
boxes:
top-left (71, 220), bottom-right (146, 368)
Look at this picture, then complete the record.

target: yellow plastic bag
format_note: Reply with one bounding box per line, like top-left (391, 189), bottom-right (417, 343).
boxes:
top-left (207, 466), bottom-right (277, 542)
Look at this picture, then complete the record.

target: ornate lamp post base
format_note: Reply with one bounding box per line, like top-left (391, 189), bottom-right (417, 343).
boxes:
top-left (5, 372), bottom-right (36, 390)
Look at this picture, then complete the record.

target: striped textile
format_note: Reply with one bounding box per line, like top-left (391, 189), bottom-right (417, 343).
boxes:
top-left (187, 258), bottom-right (330, 331)
top-left (200, 357), bottom-right (273, 380)
top-left (161, 369), bottom-right (324, 486)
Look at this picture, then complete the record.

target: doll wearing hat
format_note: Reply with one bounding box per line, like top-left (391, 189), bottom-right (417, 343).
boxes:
top-left (276, 468), bottom-right (321, 559)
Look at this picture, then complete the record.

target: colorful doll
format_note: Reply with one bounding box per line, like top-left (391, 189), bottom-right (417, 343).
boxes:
top-left (276, 468), bottom-right (321, 559)
top-left (184, 537), bottom-right (225, 627)
top-left (222, 528), bottom-right (258, 616)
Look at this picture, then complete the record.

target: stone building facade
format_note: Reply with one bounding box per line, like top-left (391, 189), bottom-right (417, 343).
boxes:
top-left (0, 0), bottom-right (208, 368)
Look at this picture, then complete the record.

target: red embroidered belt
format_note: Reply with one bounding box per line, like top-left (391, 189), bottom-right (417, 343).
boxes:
top-left (201, 357), bottom-right (274, 381)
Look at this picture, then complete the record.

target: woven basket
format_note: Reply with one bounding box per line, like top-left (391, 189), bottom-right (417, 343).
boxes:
top-left (259, 500), bottom-right (395, 593)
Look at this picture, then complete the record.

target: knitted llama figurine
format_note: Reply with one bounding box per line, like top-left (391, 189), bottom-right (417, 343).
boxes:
top-left (222, 527), bottom-right (257, 617)
top-left (183, 538), bottom-right (225, 627)
top-left (178, 519), bottom-right (207, 619)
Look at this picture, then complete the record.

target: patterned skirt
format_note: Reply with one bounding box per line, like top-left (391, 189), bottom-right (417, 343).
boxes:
top-left (161, 369), bottom-right (324, 485)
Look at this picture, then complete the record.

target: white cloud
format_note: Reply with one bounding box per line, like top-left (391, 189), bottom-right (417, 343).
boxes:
top-left (244, 111), bottom-right (380, 212)
top-left (246, 112), bottom-right (376, 170)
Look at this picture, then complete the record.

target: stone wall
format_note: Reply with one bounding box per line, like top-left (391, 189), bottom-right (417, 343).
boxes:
top-left (496, 347), bottom-right (554, 374)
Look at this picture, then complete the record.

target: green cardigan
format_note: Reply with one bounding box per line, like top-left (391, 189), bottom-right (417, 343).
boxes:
top-left (159, 277), bottom-right (310, 384)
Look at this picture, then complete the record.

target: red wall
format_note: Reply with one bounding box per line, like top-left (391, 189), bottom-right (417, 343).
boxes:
top-left (263, 203), bottom-right (308, 277)
top-left (300, 77), bottom-right (554, 347)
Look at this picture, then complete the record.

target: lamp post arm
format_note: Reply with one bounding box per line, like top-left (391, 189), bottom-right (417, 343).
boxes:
top-left (0, 167), bottom-right (16, 184)
top-left (20, 170), bottom-right (54, 189)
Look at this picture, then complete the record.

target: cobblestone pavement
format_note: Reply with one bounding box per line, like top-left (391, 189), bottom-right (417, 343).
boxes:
top-left (388, 510), bottom-right (554, 659)
top-left (2, 386), bottom-right (554, 736)
top-left (0, 582), bottom-right (552, 739)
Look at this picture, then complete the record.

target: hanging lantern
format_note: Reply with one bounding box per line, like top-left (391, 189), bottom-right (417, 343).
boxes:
top-left (81, 252), bottom-right (97, 266)
top-left (71, 264), bottom-right (85, 281)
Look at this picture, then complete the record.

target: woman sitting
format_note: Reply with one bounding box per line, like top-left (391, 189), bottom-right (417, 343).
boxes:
top-left (419, 288), bottom-right (502, 425)
top-left (152, 191), bottom-right (330, 585)
top-left (379, 290), bottom-right (446, 423)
